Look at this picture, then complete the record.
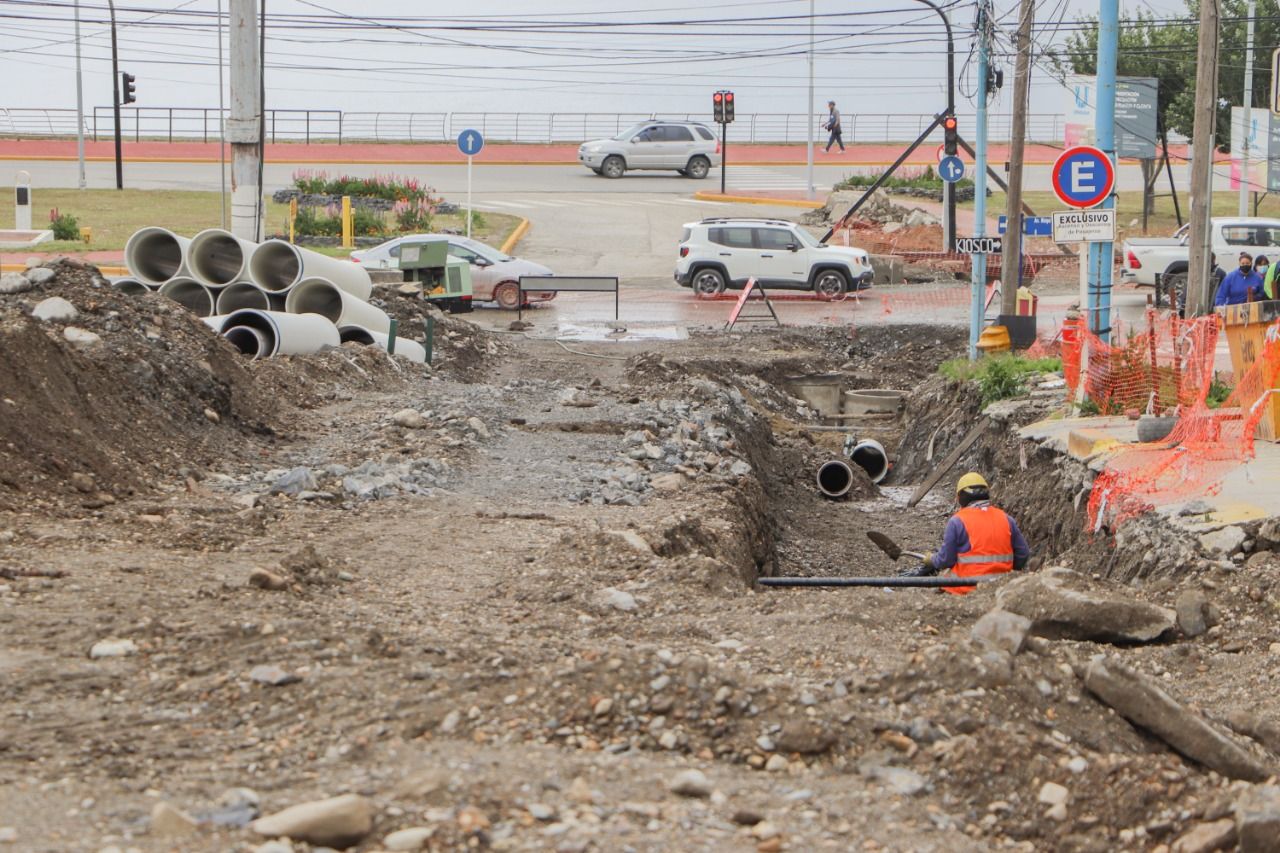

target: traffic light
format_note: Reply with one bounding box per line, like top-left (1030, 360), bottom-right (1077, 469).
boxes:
top-left (121, 72), bottom-right (136, 105)
top-left (713, 91), bottom-right (725, 123)
top-left (724, 91), bottom-right (735, 123)
top-left (942, 113), bottom-right (958, 155)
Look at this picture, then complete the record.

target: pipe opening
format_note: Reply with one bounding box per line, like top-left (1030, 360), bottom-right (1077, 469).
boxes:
top-left (816, 460), bottom-right (854, 499)
top-left (339, 326), bottom-right (378, 345)
top-left (287, 280), bottom-right (343, 323)
top-left (849, 440), bottom-right (889, 485)
top-left (191, 231), bottom-right (247, 286)
top-left (127, 228), bottom-right (185, 284)
top-left (112, 278), bottom-right (150, 296)
top-left (221, 310), bottom-right (280, 356)
top-left (223, 325), bottom-right (272, 360)
top-left (215, 282), bottom-right (270, 314)
top-left (249, 241), bottom-right (302, 292)
top-left (158, 278), bottom-right (214, 317)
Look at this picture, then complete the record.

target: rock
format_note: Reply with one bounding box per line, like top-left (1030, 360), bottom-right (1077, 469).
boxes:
top-left (650, 473), bottom-right (687, 492)
top-left (729, 460), bottom-right (752, 477)
top-left (251, 794), bottom-right (374, 848)
top-left (996, 567), bottom-right (1176, 644)
top-left (668, 769), bottom-right (712, 798)
top-left (1200, 526), bottom-right (1247, 555)
top-left (0, 828), bottom-right (15, 844)
top-left (252, 842), bottom-right (294, 853)
top-left (1170, 819), bottom-right (1237, 853)
top-left (970, 609), bottom-right (1031, 655)
top-left (466, 417), bottom-right (490, 439)
top-left (383, 826), bottom-right (434, 850)
top-left (1038, 782), bottom-right (1069, 806)
top-left (203, 408), bottom-right (221, 424)
top-left (764, 754), bottom-right (789, 772)
top-left (751, 821), bottom-right (781, 840)
top-left (270, 467), bottom-right (317, 497)
top-left (1084, 656), bottom-right (1270, 782)
top-left (594, 587), bottom-right (637, 612)
top-left (593, 697), bottom-right (613, 717)
top-left (439, 710), bottom-right (462, 733)
top-left (89, 638), bottom-right (137, 659)
top-left (612, 530), bottom-right (653, 556)
top-left (31, 296), bottom-right (78, 322)
top-left (774, 720), bottom-right (836, 755)
top-left (70, 471), bottom-right (95, 493)
top-left (248, 665), bottom-right (300, 687)
top-left (1234, 784), bottom-right (1280, 852)
top-left (392, 409), bottom-right (428, 429)
top-left (249, 568), bottom-right (291, 591)
top-left (567, 777), bottom-right (593, 804)
top-left (204, 787), bottom-right (261, 828)
top-left (559, 388), bottom-right (596, 407)
top-left (1224, 709), bottom-right (1280, 755)
top-left (1176, 590), bottom-right (1213, 638)
top-left (24, 267), bottom-right (56, 285)
top-left (0, 273), bottom-right (32, 294)
top-left (732, 809), bottom-right (764, 826)
top-left (858, 761), bottom-right (928, 796)
top-left (63, 326), bottom-right (101, 347)
top-left (151, 802), bottom-right (199, 837)
top-left (526, 803), bottom-right (556, 822)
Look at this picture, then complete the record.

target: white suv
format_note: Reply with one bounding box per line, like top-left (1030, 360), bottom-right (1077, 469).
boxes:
top-left (675, 218), bottom-right (874, 299)
top-left (579, 121), bottom-right (720, 179)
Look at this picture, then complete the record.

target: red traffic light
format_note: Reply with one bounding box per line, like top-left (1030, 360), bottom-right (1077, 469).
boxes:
top-left (713, 92), bottom-right (724, 103)
top-left (725, 92), bottom-right (734, 102)
top-left (943, 116), bottom-right (957, 131)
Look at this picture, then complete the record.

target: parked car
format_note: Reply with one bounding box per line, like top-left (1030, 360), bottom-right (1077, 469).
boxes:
top-left (1122, 217), bottom-right (1280, 306)
top-left (351, 235), bottom-right (555, 309)
top-left (675, 218), bottom-right (874, 299)
top-left (578, 121), bottom-right (720, 179)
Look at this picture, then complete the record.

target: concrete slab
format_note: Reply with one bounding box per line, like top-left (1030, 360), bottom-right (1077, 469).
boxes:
top-left (0, 229), bottom-right (52, 249)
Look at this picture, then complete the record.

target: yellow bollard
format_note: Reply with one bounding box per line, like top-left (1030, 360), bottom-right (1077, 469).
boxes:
top-left (341, 195), bottom-right (353, 249)
top-left (976, 325), bottom-right (1011, 354)
top-left (79, 227), bottom-right (92, 245)
top-left (288, 198), bottom-right (298, 244)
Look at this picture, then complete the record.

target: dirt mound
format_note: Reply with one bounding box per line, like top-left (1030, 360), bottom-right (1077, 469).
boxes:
top-left (847, 324), bottom-right (968, 386)
top-left (370, 286), bottom-right (508, 379)
top-left (0, 260), bottom-right (284, 511)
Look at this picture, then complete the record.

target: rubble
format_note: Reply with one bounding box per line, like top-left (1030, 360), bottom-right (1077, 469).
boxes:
top-left (996, 567), bottom-right (1177, 643)
top-left (250, 794), bottom-right (374, 848)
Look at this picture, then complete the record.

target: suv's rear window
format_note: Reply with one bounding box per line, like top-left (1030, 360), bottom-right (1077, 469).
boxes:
top-left (695, 127), bottom-right (714, 141)
top-left (709, 227), bottom-right (754, 249)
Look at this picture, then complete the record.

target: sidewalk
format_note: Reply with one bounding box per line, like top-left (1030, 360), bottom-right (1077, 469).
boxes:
top-left (0, 138), bottom-right (1182, 167)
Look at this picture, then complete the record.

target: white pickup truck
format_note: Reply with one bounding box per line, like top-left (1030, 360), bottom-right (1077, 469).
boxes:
top-left (1121, 217), bottom-right (1280, 305)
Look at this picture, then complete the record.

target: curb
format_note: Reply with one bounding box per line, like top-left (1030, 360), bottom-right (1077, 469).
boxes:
top-left (499, 217), bottom-right (531, 255)
top-left (693, 191), bottom-right (825, 209)
top-left (1, 263), bottom-right (128, 275)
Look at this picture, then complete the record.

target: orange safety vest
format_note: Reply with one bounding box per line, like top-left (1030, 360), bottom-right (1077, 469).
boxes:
top-left (945, 505), bottom-right (1016, 596)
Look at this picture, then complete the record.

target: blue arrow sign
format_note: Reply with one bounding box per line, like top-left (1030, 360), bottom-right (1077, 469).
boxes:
top-left (458, 129), bottom-right (485, 157)
top-left (997, 215), bottom-right (1053, 236)
top-left (939, 155), bottom-right (965, 183)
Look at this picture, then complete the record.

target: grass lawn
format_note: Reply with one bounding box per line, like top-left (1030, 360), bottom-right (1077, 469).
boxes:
top-left (0, 188), bottom-right (521, 255)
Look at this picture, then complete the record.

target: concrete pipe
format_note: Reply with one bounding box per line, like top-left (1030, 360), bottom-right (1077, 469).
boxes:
top-left (219, 309), bottom-right (340, 357)
top-left (215, 281), bottom-right (272, 314)
top-left (224, 325), bottom-right (273, 360)
top-left (124, 227), bottom-right (190, 286)
top-left (816, 459), bottom-right (855, 499)
top-left (201, 314), bottom-right (230, 332)
top-left (112, 277), bottom-right (151, 296)
top-left (158, 277), bottom-right (216, 317)
top-left (267, 291), bottom-right (287, 312)
top-left (338, 324), bottom-right (427, 364)
top-left (188, 228), bottom-right (256, 289)
top-left (249, 239), bottom-right (373, 300)
top-left (848, 438), bottom-right (889, 484)
top-left (285, 277), bottom-right (390, 334)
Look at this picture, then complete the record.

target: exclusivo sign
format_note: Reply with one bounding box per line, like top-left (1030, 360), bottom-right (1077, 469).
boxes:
top-left (1051, 208), bottom-right (1116, 244)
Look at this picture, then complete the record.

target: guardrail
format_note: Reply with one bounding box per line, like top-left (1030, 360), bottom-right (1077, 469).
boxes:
top-left (0, 107), bottom-right (1079, 146)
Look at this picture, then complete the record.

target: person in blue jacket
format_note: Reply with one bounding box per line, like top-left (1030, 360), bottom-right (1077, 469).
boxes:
top-left (1215, 252), bottom-right (1264, 307)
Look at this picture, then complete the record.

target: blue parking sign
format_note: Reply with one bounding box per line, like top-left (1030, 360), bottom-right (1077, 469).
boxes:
top-left (1051, 145), bottom-right (1115, 209)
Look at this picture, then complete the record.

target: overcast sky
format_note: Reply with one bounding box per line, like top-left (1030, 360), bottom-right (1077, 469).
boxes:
top-left (1, 1), bottom-right (1190, 131)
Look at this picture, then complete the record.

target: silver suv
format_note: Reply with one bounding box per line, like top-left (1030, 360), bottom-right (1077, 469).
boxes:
top-left (675, 218), bottom-right (874, 299)
top-left (579, 121), bottom-right (720, 179)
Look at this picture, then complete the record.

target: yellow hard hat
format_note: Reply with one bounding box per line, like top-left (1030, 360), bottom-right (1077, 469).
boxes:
top-left (956, 472), bottom-right (989, 494)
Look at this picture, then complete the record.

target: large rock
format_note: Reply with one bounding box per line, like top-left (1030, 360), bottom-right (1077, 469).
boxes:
top-left (1084, 656), bottom-right (1272, 782)
top-left (1225, 709), bottom-right (1280, 755)
top-left (1175, 590), bottom-right (1215, 638)
top-left (31, 296), bottom-right (78, 322)
top-left (1170, 819), bottom-right (1236, 853)
top-left (0, 273), bottom-right (32, 294)
top-left (1200, 526), bottom-right (1247, 555)
top-left (774, 719), bottom-right (837, 755)
top-left (251, 794), bottom-right (373, 848)
top-left (1234, 784), bottom-right (1280, 853)
top-left (996, 567), bottom-right (1176, 644)
top-left (970, 609), bottom-right (1031, 656)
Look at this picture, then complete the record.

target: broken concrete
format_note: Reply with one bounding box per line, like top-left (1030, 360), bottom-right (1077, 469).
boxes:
top-left (1234, 784), bottom-right (1280, 853)
top-left (1169, 818), bottom-right (1236, 853)
top-left (996, 567), bottom-right (1177, 644)
top-left (250, 793), bottom-right (373, 848)
top-left (1083, 656), bottom-right (1273, 782)
top-left (970, 609), bottom-right (1031, 656)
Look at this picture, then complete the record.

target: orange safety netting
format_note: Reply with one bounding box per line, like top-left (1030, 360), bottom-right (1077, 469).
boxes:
top-left (1061, 311), bottom-right (1220, 416)
top-left (1085, 318), bottom-right (1280, 532)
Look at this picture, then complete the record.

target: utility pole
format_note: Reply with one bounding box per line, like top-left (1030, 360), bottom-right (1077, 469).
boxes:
top-left (108, 0), bottom-right (122, 190)
top-left (1239, 0), bottom-right (1257, 217)
top-left (74, 0), bottom-right (86, 189)
top-left (228, 0), bottom-right (263, 241)
top-left (806, 0), bottom-right (815, 200)
top-left (999, 0), bottom-right (1034, 316)
top-left (970, 1), bottom-right (994, 360)
top-left (1087, 0), bottom-right (1119, 342)
top-left (1188, 0), bottom-right (1221, 318)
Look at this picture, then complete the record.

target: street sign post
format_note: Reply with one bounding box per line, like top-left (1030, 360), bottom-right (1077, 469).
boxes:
top-left (1052, 209), bottom-right (1116, 243)
top-left (458, 129), bottom-right (484, 238)
top-left (939, 155), bottom-right (965, 183)
top-left (956, 236), bottom-right (1002, 254)
top-left (1050, 145), bottom-right (1115, 209)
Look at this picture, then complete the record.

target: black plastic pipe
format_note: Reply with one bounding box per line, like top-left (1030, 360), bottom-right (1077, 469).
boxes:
top-left (758, 576), bottom-right (1001, 588)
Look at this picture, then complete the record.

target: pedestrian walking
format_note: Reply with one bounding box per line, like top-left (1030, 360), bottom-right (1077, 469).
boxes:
top-left (824, 100), bottom-right (845, 153)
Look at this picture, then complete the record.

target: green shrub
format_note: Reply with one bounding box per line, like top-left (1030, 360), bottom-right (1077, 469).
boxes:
top-left (50, 212), bottom-right (80, 241)
top-left (939, 354), bottom-right (1063, 405)
top-left (835, 165), bottom-right (974, 193)
top-left (291, 169), bottom-right (437, 205)
top-left (293, 205), bottom-right (387, 238)
top-left (1206, 376), bottom-right (1232, 409)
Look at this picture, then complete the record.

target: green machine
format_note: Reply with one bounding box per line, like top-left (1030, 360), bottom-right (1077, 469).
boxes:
top-left (399, 238), bottom-right (473, 313)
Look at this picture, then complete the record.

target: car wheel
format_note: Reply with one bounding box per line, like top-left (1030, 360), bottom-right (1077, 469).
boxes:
top-left (813, 269), bottom-right (849, 301)
top-left (601, 156), bottom-right (626, 179)
top-left (685, 156), bottom-right (711, 180)
top-left (494, 282), bottom-right (522, 311)
top-left (1164, 272), bottom-right (1187, 313)
top-left (591, 168), bottom-right (602, 175)
top-left (692, 268), bottom-right (726, 298)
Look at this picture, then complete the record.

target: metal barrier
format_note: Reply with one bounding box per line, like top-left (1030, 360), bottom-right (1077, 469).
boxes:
top-left (518, 275), bottom-right (620, 322)
top-left (0, 107), bottom-right (1080, 146)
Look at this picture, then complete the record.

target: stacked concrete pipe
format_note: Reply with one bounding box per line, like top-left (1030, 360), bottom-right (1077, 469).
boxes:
top-left (158, 277), bottom-right (216, 317)
top-left (249, 239), bottom-right (373, 300)
top-left (188, 228), bottom-right (257, 290)
top-left (112, 277), bottom-right (152, 296)
top-left (124, 227), bottom-right (190, 287)
top-left (215, 281), bottom-right (273, 314)
top-left (338, 325), bottom-right (427, 363)
top-left (214, 310), bottom-right (341, 359)
top-left (285, 277), bottom-right (390, 334)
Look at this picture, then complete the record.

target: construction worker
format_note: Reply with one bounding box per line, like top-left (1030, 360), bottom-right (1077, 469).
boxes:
top-left (903, 472), bottom-right (1030, 594)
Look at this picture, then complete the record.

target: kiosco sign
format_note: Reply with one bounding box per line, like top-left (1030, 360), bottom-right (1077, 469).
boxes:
top-left (1050, 145), bottom-right (1115, 209)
